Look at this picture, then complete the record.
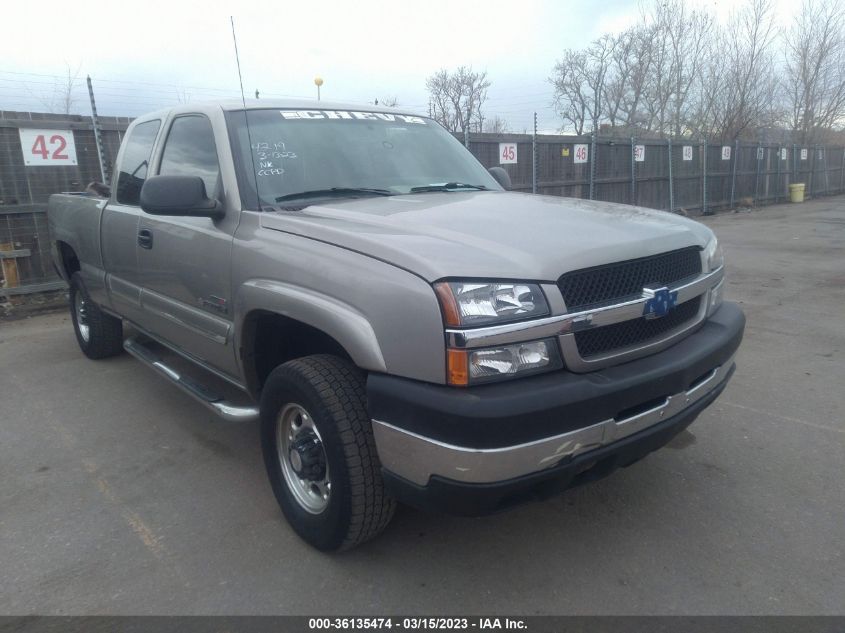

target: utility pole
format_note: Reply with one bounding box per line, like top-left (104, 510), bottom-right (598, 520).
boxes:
top-left (255, 89), bottom-right (259, 99)
top-left (86, 75), bottom-right (109, 186)
top-left (532, 112), bottom-right (537, 194)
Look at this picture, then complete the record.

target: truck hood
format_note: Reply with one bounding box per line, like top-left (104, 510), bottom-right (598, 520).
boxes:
top-left (259, 191), bottom-right (714, 282)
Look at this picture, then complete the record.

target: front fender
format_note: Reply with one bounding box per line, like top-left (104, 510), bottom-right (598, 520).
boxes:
top-left (234, 279), bottom-right (387, 373)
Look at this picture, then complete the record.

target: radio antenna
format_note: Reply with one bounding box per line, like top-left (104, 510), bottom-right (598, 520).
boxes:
top-left (230, 16), bottom-right (261, 210)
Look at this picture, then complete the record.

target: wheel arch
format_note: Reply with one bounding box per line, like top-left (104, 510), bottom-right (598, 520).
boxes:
top-left (235, 280), bottom-right (387, 398)
top-left (55, 240), bottom-right (81, 281)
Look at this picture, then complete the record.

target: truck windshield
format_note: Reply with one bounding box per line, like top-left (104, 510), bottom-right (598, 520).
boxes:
top-left (226, 108), bottom-right (501, 209)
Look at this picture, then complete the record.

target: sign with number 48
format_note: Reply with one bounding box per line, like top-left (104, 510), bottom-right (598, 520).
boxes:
top-left (682, 146), bottom-right (693, 161)
top-left (634, 145), bottom-right (645, 162)
top-left (499, 143), bottom-right (517, 164)
top-left (19, 128), bottom-right (78, 166)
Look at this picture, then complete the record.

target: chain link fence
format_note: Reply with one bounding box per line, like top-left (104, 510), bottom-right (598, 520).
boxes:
top-left (2, 109), bottom-right (844, 301)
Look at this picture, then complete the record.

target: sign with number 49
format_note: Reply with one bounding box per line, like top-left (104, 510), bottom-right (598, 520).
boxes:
top-left (19, 128), bottom-right (78, 166)
top-left (499, 143), bottom-right (517, 164)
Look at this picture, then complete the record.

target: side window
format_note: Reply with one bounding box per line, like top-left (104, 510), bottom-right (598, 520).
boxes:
top-left (116, 120), bottom-right (160, 205)
top-left (159, 116), bottom-right (221, 198)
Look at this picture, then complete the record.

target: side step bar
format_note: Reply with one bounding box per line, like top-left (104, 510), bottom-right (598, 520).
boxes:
top-left (124, 336), bottom-right (260, 423)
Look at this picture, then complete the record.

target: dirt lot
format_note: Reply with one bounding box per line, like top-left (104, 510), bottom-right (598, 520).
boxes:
top-left (1, 197), bottom-right (842, 615)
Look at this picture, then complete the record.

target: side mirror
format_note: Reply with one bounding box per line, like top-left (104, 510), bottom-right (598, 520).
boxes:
top-left (140, 175), bottom-right (223, 218)
top-left (488, 166), bottom-right (512, 191)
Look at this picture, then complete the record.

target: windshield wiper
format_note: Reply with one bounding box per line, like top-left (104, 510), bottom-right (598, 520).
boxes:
top-left (409, 182), bottom-right (490, 193)
top-left (275, 187), bottom-right (394, 203)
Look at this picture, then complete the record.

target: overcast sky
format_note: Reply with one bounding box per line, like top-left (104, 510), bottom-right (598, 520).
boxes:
top-left (1, 0), bottom-right (801, 133)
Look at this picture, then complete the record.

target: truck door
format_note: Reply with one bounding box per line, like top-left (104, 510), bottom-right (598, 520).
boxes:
top-left (136, 113), bottom-right (239, 380)
top-left (101, 118), bottom-right (161, 324)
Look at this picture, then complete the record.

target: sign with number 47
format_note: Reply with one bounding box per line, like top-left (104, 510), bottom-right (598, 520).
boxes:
top-left (19, 128), bottom-right (78, 166)
top-left (499, 143), bottom-right (517, 164)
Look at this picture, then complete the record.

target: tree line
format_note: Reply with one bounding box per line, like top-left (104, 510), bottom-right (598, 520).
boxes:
top-left (426, 0), bottom-right (845, 144)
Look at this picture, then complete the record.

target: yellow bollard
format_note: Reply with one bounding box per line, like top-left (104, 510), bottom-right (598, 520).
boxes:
top-left (789, 183), bottom-right (805, 203)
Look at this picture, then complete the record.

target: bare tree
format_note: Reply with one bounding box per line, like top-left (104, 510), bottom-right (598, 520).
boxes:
top-left (641, 0), bottom-right (713, 136)
top-left (705, 0), bottom-right (780, 139)
top-left (551, 35), bottom-right (615, 134)
top-left (175, 88), bottom-right (192, 104)
top-left (26, 63), bottom-right (81, 114)
top-left (426, 66), bottom-right (491, 132)
top-left (487, 115), bottom-right (510, 134)
top-left (603, 25), bottom-right (655, 133)
top-left (550, 50), bottom-right (589, 134)
top-left (783, 0), bottom-right (845, 144)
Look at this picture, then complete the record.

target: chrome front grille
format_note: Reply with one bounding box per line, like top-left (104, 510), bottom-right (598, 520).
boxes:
top-left (557, 247), bottom-right (702, 311)
top-left (445, 252), bottom-right (723, 375)
top-left (574, 296), bottom-right (702, 359)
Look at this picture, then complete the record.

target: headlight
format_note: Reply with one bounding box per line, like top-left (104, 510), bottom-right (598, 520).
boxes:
top-left (447, 338), bottom-right (562, 386)
top-left (434, 281), bottom-right (549, 327)
top-left (705, 236), bottom-right (724, 272)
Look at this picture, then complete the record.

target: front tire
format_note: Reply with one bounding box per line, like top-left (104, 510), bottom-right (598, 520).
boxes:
top-left (69, 272), bottom-right (124, 359)
top-left (260, 355), bottom-right (395, 551)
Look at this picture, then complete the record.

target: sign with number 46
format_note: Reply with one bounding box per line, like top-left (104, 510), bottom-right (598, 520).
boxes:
top-left (573, 144), bottom-right (588, 164)
top-left (19, 128), bottom-right (78, 166)
top-left (499, 143), bottom-right (517, 164)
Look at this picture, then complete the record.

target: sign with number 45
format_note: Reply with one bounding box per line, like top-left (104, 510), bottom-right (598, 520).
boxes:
top-left (499, 143), bottom-right (517, 164)
top-left (19, 129), bottom-right (78, 166)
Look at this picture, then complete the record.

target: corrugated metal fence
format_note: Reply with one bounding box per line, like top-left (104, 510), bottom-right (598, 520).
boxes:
top-left (2, 110), bottom-right (844, 299)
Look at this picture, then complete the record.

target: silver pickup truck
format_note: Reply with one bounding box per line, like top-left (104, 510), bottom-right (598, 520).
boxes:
top-left (48, 100), bottom-right (744, 551)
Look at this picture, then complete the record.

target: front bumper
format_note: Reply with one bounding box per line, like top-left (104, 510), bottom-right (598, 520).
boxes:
top-left (367, 301), bottom-right (745, 515)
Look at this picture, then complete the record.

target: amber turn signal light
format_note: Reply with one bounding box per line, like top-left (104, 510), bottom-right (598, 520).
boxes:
top-left (447, 349), bottom-right (469, 387)
top-left (434, 282), bottom-right (461, 327)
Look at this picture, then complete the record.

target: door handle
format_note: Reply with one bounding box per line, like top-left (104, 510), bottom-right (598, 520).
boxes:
top-left (138, 229), bottom-right (153, 249)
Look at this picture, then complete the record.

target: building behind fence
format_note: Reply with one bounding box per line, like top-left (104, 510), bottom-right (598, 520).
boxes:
top-left (2, 109), bottom-right (844, 299)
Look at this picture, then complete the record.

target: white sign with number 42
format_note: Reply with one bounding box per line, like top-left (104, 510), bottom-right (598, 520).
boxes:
top-left (19, 128), bottom-right (78, 166)
top-left (499, 143), bottom-right (517, 164)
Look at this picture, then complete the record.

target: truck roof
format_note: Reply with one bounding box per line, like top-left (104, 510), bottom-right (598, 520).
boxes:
top-left (134, 99), bottom-right (424, 123)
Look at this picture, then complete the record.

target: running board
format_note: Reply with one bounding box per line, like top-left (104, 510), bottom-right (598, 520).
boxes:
top-left (123, 336), bottom-right (259, 423)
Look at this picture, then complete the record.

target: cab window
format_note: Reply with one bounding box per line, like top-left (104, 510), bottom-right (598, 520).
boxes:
top-left (115, 119), bottom-right (160, 205)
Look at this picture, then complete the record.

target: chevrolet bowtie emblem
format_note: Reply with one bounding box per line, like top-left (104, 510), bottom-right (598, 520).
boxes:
top-left (642, 286), bottom-right (678, 319)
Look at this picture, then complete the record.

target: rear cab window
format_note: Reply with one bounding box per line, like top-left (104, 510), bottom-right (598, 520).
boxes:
top-left (115, 119), bottom-right (161, 206)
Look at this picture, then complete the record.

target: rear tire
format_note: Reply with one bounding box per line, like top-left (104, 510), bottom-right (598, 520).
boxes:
top-left (69, 272), bottom-right (124, 359)
top-left (260, 354), bottom-right (395, 551)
